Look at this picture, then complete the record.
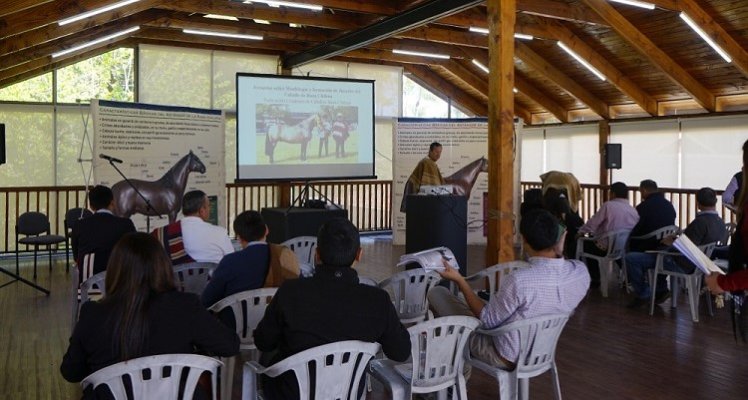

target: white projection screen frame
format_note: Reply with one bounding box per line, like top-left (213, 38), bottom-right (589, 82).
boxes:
top-left (236, 73), bottom-right (375, 181)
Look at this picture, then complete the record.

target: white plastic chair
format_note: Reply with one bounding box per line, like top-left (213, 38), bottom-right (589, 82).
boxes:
top-left (242, 340), bottom-right (380, 400)
top-left (208, 287), bottom-right (277, 400)
top-left (647, 242), bottom-right (717, 322)
top-left (281, 236), bottom-right (317, 276)
top-left (358, 276), bottom-right (379, 286)
top-left (464, 261), bottom-right (529, 298)
top-left (369, 315), bottom-right (480, 400)
top-left (378, 269), bottom-right (441, 325)
top-left (576, 229), bottom-right (631, 297)
top-left (622, 225), bottom-right (680, 290)
top-left (81, 354), bottom-right (222, 400)
top-left (173, 262), bottom-right (217, 295)
top-left (466, 313), bottom-right (570, 400)
top-left (70, 268), bottom-right (106, 329)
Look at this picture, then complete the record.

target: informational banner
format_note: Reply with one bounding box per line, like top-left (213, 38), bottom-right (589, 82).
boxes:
top-left (92, 100), bottom-right (226, 232)
top-left (393, 119), bottom-right (489, 245)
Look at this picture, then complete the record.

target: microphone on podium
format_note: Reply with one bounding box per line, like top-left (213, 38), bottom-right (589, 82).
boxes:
top-left (99, 154), bottom-right (123, 164)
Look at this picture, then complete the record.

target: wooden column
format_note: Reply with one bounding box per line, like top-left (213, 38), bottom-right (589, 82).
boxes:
top-left (486, 0), bottom-right (516, 265)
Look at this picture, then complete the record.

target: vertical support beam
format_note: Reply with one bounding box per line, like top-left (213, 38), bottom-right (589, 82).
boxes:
top-left (486, 0), bottom-right (515, 265)
top-left (598, 120), bottom-right (610, 188)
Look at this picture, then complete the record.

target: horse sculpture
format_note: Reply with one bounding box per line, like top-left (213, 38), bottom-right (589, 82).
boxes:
top-left (401, 156), bottom-right (488, 212)
top-left (112, 151), bottom-right (206, 222)
top-left (265, 113), bottom-right (327, 163)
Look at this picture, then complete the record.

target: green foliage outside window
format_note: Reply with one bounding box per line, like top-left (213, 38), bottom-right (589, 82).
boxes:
top-left (0, 73), bottom-right (53, 103)
top-left (56, 48), bottom-right (135, 103)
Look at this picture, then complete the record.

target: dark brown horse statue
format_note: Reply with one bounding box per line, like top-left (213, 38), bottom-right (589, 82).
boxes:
top-left (445, 156), bottom-right (489, 196)
top-left (265, 113), bottom-right (325, 163)
top-left (112, 150), bottom-right (206, 222)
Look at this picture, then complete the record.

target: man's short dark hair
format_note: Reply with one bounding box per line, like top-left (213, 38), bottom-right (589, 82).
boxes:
top-left (89, 185), bottom-right (113, 210)
top-left (610, 182), bottom-right (629, 199)
top-left (429, 142), bottom-right (442, 152)
top-left (640, 179), bottom-right (658, 191)
top-left (316, 218), bottom-right (360, 268)
top-left (233, 211), bottom-right (266, 242)
top-left (520, 209), bottom-right (562, 252)
top-left (182, 190), bottom-right (206, 215)
top-left (696, 187), bottom-right (717, 207)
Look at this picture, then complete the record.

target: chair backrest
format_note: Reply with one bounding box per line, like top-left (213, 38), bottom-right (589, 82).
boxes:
top-left (81, 354), bottom-right (222, 400)
top-left (477, 313), bottom-right (570, 379)
top-left (378, 269), bottom-right (441, 324)
top-left (64, 207), bottom-right (93, 235)
top-left (208, 287), bottom-right (277, 349)
top-left (16, 211), bottom-right (51, 236)
top-left (465, 261), bottom-right (529, 298)
top-left (698, 242), bottom-right (717, 259)
top-left (633, 224), bottom-right (680, 241)
top-left (255, 340), bottom-right (379, 400)
top-left (80, 271), bottom-right (107, 304)
top-left (604, 229), bottom-right (632, 259)
top-left (281, 236), bottom-right (317, 266)
top-left (722, 222), bottom-right (737, 246)
top-left (173, 262), bottom-right (218, 295)
top-left (358, 276), bottom-right (378, 286)
top-left (404, 316), bottom-right (480, 393)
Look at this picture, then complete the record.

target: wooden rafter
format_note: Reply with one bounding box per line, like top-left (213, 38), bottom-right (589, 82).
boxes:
top-left (132, 27), bottom-right (306, 53)
top-left (580, 0), bottom-right (715, 112)
top-left (515, 41), bottom-right (610, 119)
top-left (0, 0), bottom-right (55, 19)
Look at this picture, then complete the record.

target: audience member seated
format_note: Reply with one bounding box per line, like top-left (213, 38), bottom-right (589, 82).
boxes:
top-left (428, 209), bottom-right (590, 370)
top-left (71, 185), bottom-right (135, 282)
top-left (60, 232), bottom-right (239, 399)
top-left (577, 182), bottom-right (639, 288)
top-left (628, 179), bottom-right (677, 252)
top-left (153, 190), bottom-right (234, 264)
top-left (625, 188), bottom-right (726, 309)
top-left (253, 218), bottom-right (411, 399)
top-left (201, 210), bottom-right (299, 311)
top-left (543, 187), bottom-right (583, 258)
top-left (722, 169), bottom-right (743, 210)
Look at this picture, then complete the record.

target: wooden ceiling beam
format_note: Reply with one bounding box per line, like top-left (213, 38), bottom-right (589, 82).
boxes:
top-left (157, 0), bottom-right (372, 31)
top-left (0, 6), bottom-right (165, 56)
top-left (580, 0), bottom-right (715, 111)
top-left (404, 64), bottom-right (487, 116)
top-left (372, 38), bottom-right (470, 59)
top-left (0, 0), bottom-right (54, 18)
top-left (265, 0), bottom-right (403, 15)
top-left (676, 0), bottom-right (748, 80)
top-left (537, 17), bottom-right (658, 116)
top-left (515, 41), bottom-right (610, 119)
top-left (400, 22), bottom-right (549, 48)
top-left (132, 28), bottom-right (307, 53)
top-left (442, 59), bottom-right (488, 95)
top-left (438, 1), bottom-right (607, 28)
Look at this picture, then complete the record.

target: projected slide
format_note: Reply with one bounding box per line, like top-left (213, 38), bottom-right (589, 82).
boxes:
top-left (236, 73), bottom-right (374, 181)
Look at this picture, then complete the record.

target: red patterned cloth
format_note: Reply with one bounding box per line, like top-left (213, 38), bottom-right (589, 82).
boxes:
top-left (151, 221), bottom-right (195, 266)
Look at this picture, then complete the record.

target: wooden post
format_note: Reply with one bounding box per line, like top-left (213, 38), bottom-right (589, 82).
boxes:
top-left (486, 0), bottom-right (516, 265)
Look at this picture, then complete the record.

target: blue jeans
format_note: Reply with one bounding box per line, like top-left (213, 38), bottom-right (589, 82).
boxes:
top-left (625, 252), bottom-right (685, 299)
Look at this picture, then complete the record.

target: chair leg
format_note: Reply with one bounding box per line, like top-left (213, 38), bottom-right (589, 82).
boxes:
top-left (15, 246), bottom-right (20, 276)
top-left (519, 378), bottom-right (530, 400)
top-left (648, 269), bottom-right (657, 316)
top-left (33, 248), bottom-right (38, 279)
top-left (687, 277), bottom-right (700, 323)
top-left (705, 290), bottom-right (715, 317)
top-left (551, 363), bottom-right (562, 400)
top-left (221, 355), bottom-right (236, 400)
top-left (65, 242), bottom-right (70, 273)
top-left (599, 260), bottom-right (610, 298)
top-left (497, 372), bottom-right (518, 400)
top-left (671, 278), bottom-right (679, 308)
top-left (48, 244), bottom-right (53, 272)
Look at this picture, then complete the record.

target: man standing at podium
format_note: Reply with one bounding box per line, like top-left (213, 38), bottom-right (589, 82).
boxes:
top-left (400, 141), bottom-right (445, 212)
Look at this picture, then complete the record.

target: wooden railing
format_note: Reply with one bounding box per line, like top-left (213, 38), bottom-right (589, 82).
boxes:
top-left (1, 181), bottom-right (735, 254)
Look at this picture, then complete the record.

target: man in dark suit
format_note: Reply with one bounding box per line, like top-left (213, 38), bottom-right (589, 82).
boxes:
top-left (628, 179), bottom-right (677, 252)
top-left (71, 185), bottom-right (136, 282)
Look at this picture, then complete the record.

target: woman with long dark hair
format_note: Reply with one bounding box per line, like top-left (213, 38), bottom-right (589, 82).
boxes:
top-left (61, 232), bottom-right (239, 393)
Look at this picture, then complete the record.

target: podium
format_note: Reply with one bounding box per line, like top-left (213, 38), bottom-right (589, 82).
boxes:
top-left (405, 195), bottom-right (467, 276)
top-left (262, 207), bottom-right (348, 244)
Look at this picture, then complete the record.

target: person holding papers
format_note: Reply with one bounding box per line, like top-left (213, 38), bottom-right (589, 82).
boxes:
top-left (625, 188), bottom-right (726, 309)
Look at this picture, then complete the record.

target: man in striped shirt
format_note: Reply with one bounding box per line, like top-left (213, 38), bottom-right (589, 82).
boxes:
top-left (429, 209), bottom-right (590, 369)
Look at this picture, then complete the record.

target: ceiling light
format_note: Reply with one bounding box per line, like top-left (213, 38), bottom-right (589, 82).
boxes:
top-left (680, 12), bottom-right (732, 63)
top-left (608, 0), bottom-right (655, 10)
top-left (253, 19), bottom-right (271, 24)
top-left (59, 0), bottom-right (141, 26)
top-left (472, 59), bottom-right (489, 73)
top-left (557, 41), bottom-right (607, 81)
top-left (469, 27), bottom-right (533, 40)
top-left (183, 29), bottom-right (263, 40)
top-left (204, 14), bottom-right (239, 21)
top-left (513, 87), bottom-right (519, 93)
top-left (393, 49), bottom-right (450, 59)
top-left (289, 23), bottom-right (302, 28)
top-left (243, 1), bottom-right (323, 11)
top-left (52, 26), bottom-right (139, 58)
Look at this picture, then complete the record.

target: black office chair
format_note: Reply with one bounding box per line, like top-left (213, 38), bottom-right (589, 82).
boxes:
top-left (64, 208), bottom-right (93, 272)
top-left (15, 212), bottom-right (66, 279)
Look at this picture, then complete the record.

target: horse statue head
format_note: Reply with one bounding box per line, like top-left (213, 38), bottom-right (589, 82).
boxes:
top-left (444, 156), bottom-right (489, 197)
top-left (187, 150), bottom-right (207, 174)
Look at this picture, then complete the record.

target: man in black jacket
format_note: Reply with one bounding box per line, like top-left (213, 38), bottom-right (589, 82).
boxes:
top-left (628, 179), bottom-right (677, 252)
top-left (254, 218), bottom-right (411, 399)
top-left (71, 185), bottom-right (136, 282)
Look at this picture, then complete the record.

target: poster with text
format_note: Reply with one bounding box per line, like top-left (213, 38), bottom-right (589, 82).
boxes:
top-left (92, 100), bottom-right (226, 232)
top-left (393, 119), bottom-right (489, 245)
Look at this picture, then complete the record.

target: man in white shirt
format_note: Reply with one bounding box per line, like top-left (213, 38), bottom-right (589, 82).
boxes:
top-left (180, 190), bottom-right (235, 264)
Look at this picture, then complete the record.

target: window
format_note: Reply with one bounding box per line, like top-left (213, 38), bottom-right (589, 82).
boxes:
top-left (0, 104), bottom-right (55, 186)
top-left (402, 76), bottom-right (449, 118)
top-left (213, 51), bottom-right (278, 111)
top-left (56, 48), bottom-right (135, 103)
top-left (0, 73), bottom-right (53, 103)
top-left (139, 45), bottom-right (211, 108)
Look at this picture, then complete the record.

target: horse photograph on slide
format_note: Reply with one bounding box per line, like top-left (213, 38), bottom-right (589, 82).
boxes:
top-left (112, 150), bottom-right (206, 222)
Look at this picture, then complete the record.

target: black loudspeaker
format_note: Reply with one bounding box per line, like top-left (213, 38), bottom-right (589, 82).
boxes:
top-left (0, 123), bottom-right (5, 165)
top-left (605, 143), bottom-right (622, 169)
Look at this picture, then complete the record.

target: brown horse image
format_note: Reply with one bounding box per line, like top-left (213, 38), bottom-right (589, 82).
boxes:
top-left (112, 151), bottom-right (207, 222)
top-left (265, 113), bottom-right (326, 163)
top-left (401, 156), bottom-right (488, 212)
